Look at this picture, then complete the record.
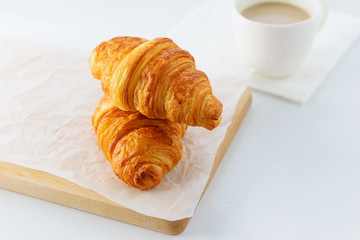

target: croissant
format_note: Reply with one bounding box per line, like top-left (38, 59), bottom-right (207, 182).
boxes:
top-left (92, 95), bottom-right (187, 190)
top-left (89, 36), bottom-right (222, 130)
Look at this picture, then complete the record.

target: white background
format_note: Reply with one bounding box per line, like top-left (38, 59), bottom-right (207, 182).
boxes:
top-left (0, 0), bottom-right (359, 239)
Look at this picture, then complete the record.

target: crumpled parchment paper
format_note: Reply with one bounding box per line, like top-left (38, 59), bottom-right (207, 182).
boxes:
top-left (0, 13), bottom-right (249, 221)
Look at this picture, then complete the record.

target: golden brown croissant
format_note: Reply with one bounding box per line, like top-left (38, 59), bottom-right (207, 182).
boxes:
top-left (92, 95), bottom-right (187, 190)
top-left (89, 36), bottom-right (222, 130)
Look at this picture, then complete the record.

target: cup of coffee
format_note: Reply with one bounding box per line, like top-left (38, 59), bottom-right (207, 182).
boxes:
top-left (233, 0), bottom-right (327, 78)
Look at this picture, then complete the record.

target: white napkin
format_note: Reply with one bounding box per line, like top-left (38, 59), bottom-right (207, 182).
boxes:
top-left (168, 0), bottom-right (360, 104)
top-left (0, 14), bottom-right (247, 221)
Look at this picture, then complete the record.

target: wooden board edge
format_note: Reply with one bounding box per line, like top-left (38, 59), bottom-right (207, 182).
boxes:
top-left (0, 162), bottom-right (190, 235)
top-left (0, 88), bottom-right (252, 235)
top-left (199, 88), bottom-right (252, 202)
top-left (209, 88), bottom-right (252, 185)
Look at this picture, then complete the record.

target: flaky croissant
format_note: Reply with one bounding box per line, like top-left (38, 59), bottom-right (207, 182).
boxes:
top-left (89, 36), bottom-right (222, 130)
top-left (92, 95), bottom-right (187, 190)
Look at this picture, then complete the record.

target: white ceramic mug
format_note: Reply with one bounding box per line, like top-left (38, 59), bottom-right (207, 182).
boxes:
top-left (233, 0), bottom-right (327, 78)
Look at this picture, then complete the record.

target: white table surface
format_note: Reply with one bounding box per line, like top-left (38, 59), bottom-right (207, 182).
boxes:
top-left (0, 0), bottom-right (359, 239)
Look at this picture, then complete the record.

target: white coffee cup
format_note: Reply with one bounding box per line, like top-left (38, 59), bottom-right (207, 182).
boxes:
top-left (233, 0), bottom-right (327, 78)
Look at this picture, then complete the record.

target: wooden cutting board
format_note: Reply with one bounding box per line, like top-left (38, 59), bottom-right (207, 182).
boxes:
top-left (0, 88), bottom-right (252, 235)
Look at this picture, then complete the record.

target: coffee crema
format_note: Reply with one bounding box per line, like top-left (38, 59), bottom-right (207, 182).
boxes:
top-left (242, 2), bottom-right (310, 25)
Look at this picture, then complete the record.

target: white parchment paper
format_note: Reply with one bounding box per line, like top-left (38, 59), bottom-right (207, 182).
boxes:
top-left (0, 13), bottom-right (249, 221)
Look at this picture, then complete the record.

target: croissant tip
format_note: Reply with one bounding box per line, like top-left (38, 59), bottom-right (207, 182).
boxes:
top-left (202, 95), bottom-right (223, 130)
top-left (133, 165), bottom-right (163, 190)
top-left (204, 116), bottom-right (222, 130)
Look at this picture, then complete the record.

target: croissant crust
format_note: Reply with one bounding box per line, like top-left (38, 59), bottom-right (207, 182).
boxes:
top-left (92, 95), bottom-right (187, 190)
top-left (90, 36), bottom-right (223, 130)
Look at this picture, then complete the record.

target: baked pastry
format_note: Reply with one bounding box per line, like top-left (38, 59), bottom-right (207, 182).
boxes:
top-left (92, 95), bottom-right (187, 190)
top-left (89, 36), bottom-right (222, 130)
